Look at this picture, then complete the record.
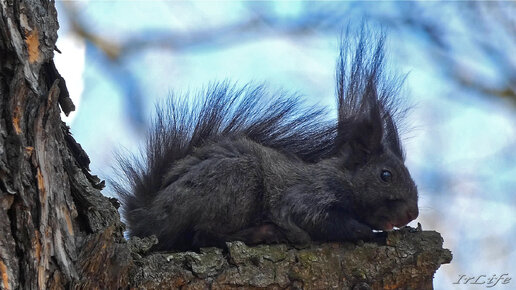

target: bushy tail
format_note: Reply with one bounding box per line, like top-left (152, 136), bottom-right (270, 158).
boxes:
top-left (113, 83), bottom-right (335, 222)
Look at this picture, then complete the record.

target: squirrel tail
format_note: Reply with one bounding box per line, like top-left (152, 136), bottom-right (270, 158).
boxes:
top-left (113, 83), bottom-right (334, 230)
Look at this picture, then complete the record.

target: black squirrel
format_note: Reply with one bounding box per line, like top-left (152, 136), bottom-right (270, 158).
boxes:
top-left (114, 32), bottom-right (419, 251)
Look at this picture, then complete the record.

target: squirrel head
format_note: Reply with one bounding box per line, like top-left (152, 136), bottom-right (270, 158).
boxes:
top-left (334, 31), bottom-right (418, 231)
top-left (335, 88), bottom-right (418, 231)
top-left (340, 138), bottom-right (418, 231)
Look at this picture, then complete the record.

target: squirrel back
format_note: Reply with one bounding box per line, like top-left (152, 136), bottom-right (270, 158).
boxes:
top-left (114, 31), bottom-right (418, 251)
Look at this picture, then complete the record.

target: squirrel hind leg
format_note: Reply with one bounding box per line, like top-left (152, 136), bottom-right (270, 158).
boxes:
top-left (227, 223), bottom-right (288, 245)
top-left (192, 230), bottom-right (228, 249)
top-left (193, 224), bottom-right (288, 249)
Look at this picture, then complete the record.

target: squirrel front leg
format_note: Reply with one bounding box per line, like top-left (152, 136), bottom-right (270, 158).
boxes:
top-left (268, 184), bottom-right (323, 245)
top-left (308, 208), bottom-right (374, 242)
top-left (269, 213), bottom-right (312, 246)
top-left (271, 185), bottom-right (374, 244)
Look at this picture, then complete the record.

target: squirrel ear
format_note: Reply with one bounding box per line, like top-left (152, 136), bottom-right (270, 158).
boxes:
top-left (340, 100), bottom-right (384, 169)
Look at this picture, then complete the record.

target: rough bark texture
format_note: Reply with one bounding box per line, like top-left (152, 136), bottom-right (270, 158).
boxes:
top-left (1, 0), bottom-right (126, 289)
top-left (0, 1), bottom-right (451, 289)
top-left (128, 227), bottom-right (452, 290)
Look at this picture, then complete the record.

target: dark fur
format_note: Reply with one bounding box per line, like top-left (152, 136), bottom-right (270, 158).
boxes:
top-left (114, 32), bottom-right (418, 251)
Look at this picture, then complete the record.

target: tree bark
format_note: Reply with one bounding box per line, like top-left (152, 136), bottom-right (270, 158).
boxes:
top-left (128, 227), bottom-right (452, 290)
top-left (1, 1), bottom-right (126, 289)
top-left (0, 1), bottom-right (451, 289)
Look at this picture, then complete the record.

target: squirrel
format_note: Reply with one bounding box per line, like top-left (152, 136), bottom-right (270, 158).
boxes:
top-left (113, 31), bottom-right (419, 251)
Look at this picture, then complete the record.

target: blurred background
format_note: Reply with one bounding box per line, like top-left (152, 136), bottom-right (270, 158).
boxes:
top-left (53, 1), bottom-right (515, 289)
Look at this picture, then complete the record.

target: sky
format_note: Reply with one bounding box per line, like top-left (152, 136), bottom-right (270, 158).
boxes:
top-left (54, 1), bottom-right (516, 289)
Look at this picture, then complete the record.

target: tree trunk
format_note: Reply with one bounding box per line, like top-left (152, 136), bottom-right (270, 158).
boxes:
top-left (0, 1), bottom-right (451, 289)
top-left (0, 1), bottom-right (128, 289)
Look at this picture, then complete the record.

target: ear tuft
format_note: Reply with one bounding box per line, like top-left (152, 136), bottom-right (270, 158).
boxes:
top-left (339, 107), bottom-right (384, 169)
top-left (334, 27), bottom-right (406, 166)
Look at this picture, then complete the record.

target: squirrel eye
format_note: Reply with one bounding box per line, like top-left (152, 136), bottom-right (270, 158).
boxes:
top-left (380, 170), bottom-right (392, 182)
